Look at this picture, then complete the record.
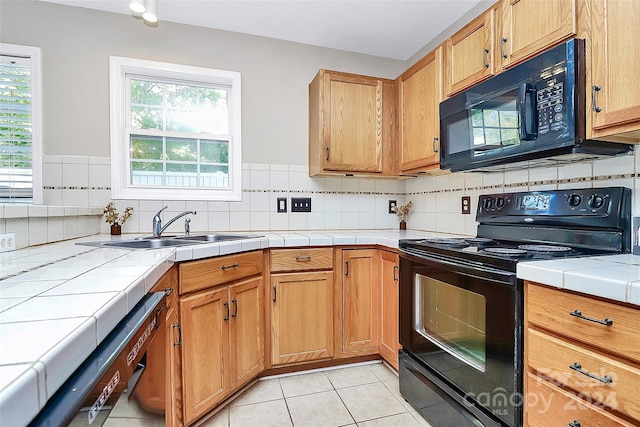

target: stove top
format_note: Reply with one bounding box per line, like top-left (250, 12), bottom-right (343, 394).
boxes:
top-left (400, 187), bottom-right (631, 273)
top-left (399, 237), bottom-right (606, 273)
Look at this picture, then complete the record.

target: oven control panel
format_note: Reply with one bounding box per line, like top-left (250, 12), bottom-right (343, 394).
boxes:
top-left (477, 187), bottom-right (630, 228)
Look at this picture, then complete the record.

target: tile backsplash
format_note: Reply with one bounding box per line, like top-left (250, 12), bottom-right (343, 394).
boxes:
top-left (2, 149), bottom-right (639, 249)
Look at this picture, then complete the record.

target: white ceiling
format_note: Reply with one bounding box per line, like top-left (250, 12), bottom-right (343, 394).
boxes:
top-left (39, 0), bottom-right (491, 60)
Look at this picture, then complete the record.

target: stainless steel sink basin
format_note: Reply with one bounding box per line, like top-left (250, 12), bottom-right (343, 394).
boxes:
top-left (78, 234), bottom-right (262, 249)
top-left (99, 239), bottom-right (195, 249)
top-left (173, 234), bottom-right (259, 242)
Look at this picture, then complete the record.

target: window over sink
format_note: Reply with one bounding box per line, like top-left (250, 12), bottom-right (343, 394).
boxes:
top-left (109, 56), bottom-right (242, 201)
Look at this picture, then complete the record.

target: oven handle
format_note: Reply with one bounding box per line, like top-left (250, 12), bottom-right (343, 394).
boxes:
top-left (400, 248), bottom-right (516, 285)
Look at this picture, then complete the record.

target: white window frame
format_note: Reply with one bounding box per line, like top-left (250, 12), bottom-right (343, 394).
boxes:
top-left (0, 43), bottom-right (43, 204)
top-left (109, 56), bottom-right (242, 201)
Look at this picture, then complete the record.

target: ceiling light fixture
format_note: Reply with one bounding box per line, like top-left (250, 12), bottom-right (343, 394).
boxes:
top-left (142, 0), bottom-right (158, 23)
top-left (129, 0), bottom-right (145, 14)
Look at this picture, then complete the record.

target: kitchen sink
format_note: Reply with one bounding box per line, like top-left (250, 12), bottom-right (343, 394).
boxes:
top-left (173, 234), bottom-right (258, 242)
top-left (98, 239), bottom-right (195, 249)
top-left (78, 234), bottom-right (262, 250)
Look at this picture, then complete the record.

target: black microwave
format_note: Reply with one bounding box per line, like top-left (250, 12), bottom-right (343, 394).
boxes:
top-left (439, 38), bottom-right (632, 172)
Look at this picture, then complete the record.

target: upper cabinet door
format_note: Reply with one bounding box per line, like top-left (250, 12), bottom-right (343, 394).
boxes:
top-left (589, 0), bottom-right (640, 141)
top-left (310, 70), bottom-right (393, 175)
top-left (498, 0), bottom-right (576, 69)
top-left (398, 46), bottom-right (443, 173)
top-left (444, 9), bottom-right (495, 97)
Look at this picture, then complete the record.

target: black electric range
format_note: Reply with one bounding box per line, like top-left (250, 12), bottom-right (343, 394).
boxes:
top-left (400, 186), bottom-right (632, 272)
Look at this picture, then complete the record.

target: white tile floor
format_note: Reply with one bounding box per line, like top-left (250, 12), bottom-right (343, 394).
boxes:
top-left (106, 361), bottom-right (434, 427)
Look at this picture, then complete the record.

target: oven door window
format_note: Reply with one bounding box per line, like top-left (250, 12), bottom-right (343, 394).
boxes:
top-left (415, 274), bottom-right (486, 372)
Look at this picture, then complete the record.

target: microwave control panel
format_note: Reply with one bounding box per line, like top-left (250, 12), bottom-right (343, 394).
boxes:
top-left (537, 82), bottom-right (565, 135)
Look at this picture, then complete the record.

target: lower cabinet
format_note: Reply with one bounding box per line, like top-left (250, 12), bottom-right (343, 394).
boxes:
top-left (338, 249), bottom-right (380, 356)
top-left (270, 271), bottom-right (334, 365)
top-left (269, 248), bottom-right (334, 366)
top-left (525, 281), bottom-right (640, 426)
top-left (180, 277), bottom-right (263, 424)
top-left (379, 250), bottom-right (400, 369)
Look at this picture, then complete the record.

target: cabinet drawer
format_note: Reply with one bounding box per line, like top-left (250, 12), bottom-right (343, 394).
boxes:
top-left (270, 248), bottom-right (333, 272)
top-left (526, 373), bottom-right (635, 427)
top-left (528, 328), bottom-right (640, 421)
top-left (527, 283), bottom-right (640, 364)
top-left (179, 251), bottom-right (263, 295)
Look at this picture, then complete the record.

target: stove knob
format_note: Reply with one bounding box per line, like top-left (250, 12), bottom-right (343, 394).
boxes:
top-left (568, 194), bottom-right (582, 207)
top-left (496, 197), bottom-right (505, 209)
top-left (588, 194), bottom-right (605, 209)
top-left (483, 198), bottom-right (493, 210)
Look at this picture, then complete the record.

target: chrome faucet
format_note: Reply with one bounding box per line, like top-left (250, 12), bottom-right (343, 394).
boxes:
top-left (152, 206), bottom-right (197, 237)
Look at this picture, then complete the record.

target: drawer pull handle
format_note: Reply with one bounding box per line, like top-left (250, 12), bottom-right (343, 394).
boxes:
top-left (393, 265), bottom-right (399, 282)
top-left (273, 286), bottom-right (277, 303)
top-left (569, 362), bottom-right (612, 384)
top-left (482, 48), bottom-right (490, 68)
top-left (221, 263), bottom-right (239, 270)
top-left (569, 421), bottom-right (581, 427)
top-left (295, 256), bottom-right (312, 262)
top-left (164, 287), bottom-right (174, 296)
top-left (592, 85), bottom-right (602, 113)
top-left (569, 309), bottom-right (613, 326)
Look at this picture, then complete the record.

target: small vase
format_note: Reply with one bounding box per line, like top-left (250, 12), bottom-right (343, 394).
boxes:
top-left (399, 220), bottom-right (406, 230)
top-left (110, 224), bottom-right (122, 235)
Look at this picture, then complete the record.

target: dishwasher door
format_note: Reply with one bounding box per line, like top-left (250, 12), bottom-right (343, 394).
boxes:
top-left (29, 292), bottom-right (166, 427)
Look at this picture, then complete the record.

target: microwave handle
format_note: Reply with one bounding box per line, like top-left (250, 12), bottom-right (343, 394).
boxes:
top-left (518, 83), bottom-right (537, 141)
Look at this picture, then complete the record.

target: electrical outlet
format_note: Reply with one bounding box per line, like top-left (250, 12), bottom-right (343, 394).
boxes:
top-left (0, 233), bottom-right (16, 252)
top-left (277, 197), bottom-right (287, 213)
top-left (291, 197), bottom-right (311, 212)
top-left (389, 200), bottom-right (397, 214)
top-left (461, 196), bottom-right (471, 215)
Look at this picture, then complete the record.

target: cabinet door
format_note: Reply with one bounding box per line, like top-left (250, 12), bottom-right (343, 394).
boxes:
top-left (166, 300), bottom-right (183, 427)
top-left (398, 47), bottom-right (443, 173)
top-left (342, 249), bottom-right (380, 354)
top-left (498, 0), bottom-right (576, 69)
top-left (379, 251), bottom-right (400, 370)
top-left (590, 0), bottom-right (640, 140)
top-left (444, 9), bottom-right (495, 96)
top-left (271, 271), bottom-right (334, 365)
top-left (312, 70), bottom-right (383, 173)
top-left (228, 277), bottom-right (264, 390)
top-left (180, 287), bottom-right (229, 424)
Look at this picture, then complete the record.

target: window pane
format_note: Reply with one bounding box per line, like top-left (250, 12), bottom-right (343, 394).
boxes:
top-left (132, 161), bottom-right (162, 171)
top-left (201, 140), bottom-right (229, 163)
top-left (131, 80), bottom-right (163, 106)
top-left (167, 163), bottom-right (197, 173)
top-left (166, 138), bottom-right (196, 161)
top-left (131, 136), bottom-right (163, 160)
top-left (201, 165), bottom-right (229, 174)
top-left (0, 54), bottom-right (33, 201)
top-left (131, 106), bottom-right (163, 130)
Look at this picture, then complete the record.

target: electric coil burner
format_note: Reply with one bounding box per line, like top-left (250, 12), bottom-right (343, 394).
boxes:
top-left (398, 187), bottom-right (631, 427)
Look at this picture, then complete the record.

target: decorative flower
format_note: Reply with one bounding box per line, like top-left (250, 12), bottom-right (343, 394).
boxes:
top-left (103, 201), bottom-right (134, 226)
top-left (392, 201), bottom-right (413, 222)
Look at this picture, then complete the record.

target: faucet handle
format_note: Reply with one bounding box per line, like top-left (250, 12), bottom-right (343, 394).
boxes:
top-left (155, 206), bottom-right (168, 218)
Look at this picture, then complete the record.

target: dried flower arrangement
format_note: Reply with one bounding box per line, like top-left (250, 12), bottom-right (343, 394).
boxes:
top-left (392, 201), bottom-right (413, 224)
top-left (103, 201), bottom-right (134, 226)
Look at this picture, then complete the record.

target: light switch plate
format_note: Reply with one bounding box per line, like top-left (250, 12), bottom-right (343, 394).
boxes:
top-left (291, 197), bottom-right (311, 212)
top-left (277, 197), bottom-right (287, 213)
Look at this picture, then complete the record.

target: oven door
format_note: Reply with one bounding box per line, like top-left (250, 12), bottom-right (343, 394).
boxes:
top-left (399, 249), bottom-right (523, 427)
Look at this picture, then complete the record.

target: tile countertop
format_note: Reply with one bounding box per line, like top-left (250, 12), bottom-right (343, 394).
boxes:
top-left (3, 230), bottom-right (640, 426)
top-left (0, 229), bottom-right (447, 426)
top-left (517, 254), bottom-right (640, 306)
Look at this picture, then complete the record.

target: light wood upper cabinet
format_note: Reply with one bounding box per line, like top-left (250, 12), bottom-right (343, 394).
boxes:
top-left (498, 0), bottom-right (576, 69)
top-left (379, 250), bottom-right (400, 370)
top-left (444, 9), bottom-right (495, 97)
top-left (397, 46), bottom-right (443, 173)
top-left (309, 70), bottom-right (397, 176)
top-left (339, 249), bottom-right (380, 355)
top-left (589, 0), bottom-right (640, 142)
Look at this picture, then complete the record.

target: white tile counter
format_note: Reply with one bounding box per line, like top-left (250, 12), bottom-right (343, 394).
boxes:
top-left (0, 229), bottom-right (448, 426)
top-left (517, 254), bottom-right (640, 305)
